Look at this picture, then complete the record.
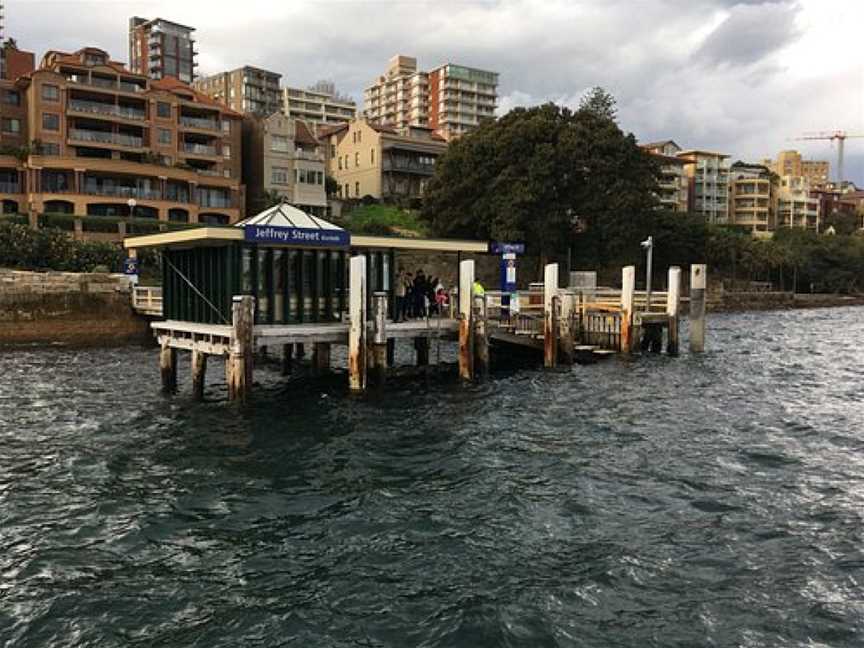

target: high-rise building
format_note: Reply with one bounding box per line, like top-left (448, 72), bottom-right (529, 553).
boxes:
top-left (364, 55), bottom-right (498, 139)
top-left (729, 162), bottom-right (775, 234)
top-left (0, 39), bottom-right (34, 155)
top-left (640, 140), bottom-right (688, 212)
top-left (0, 46), bottom-right (244, 224)
top-left (128, 17), bottom-right (196, 83)
top-left (194, 66), bottom-right (282, 116)
top-left (321, 117), bottom-right (447, 201)
top-left (763, 150), bottom-right (830, 187)
top-left (677, 149), bottom-right (731, 224)
top-left (427, 63), bottom-right (497, 139)
top-left (283, 81), bottom-right (356, 129)
top-left (242, 113), bottom-right (327, 216)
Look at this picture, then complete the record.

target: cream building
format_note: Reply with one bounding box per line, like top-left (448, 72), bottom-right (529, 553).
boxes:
top-left (763, 150), bottom-right (830, 188)
top-left (641, 140), bottom-right (688, 212)
top-left (364, 56), bottom-right (429, 130)
top-left (321, 118), bottom-right (447, 201)
top-left (283, 81), bottom-right (356, 129)
top-left (777, 175), bottom-right (820, 230)
top-left (677, 149), bottom-right (731, 224)
top-left (729, 162), bottom-right (775, 233)
top-left (242, 113), bottom-right (326, 216)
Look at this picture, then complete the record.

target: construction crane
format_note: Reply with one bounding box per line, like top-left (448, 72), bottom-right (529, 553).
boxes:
top-left (794, 130), bottom-right (864, 187)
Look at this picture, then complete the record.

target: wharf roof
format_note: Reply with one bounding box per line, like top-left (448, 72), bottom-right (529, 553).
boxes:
top-left (236, 202), bottom-right (342, 230)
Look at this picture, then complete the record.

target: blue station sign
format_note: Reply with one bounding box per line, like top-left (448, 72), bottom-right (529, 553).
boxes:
top-left (122, 257), bottom-right (139, 275)
top-left (489, 241), bottom-right (526, 255)
top-left (244, 225), bottom-right (350, 249)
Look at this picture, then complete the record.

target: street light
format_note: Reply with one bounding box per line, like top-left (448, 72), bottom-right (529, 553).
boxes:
top-left (640, 235), bottom-right (653, 312)
top-left (127, 197), bottom-right (137, 220)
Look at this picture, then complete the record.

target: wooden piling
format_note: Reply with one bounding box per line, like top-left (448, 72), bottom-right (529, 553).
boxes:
top-left (348, 255), bottom-right (367, 392)
top-left (544, 263), bottom-right (559, 368)
top-left (415, 336), bottom-right (430, 366)
top-left (372, 291), bottom-right (388, 385)
top-left (458, 259), bottom-right (474, 380)
top-left (227, 295), bottom-right (254, 403)
top-left (281, 343), bottom-right (293, 375)
top-left (295, 343), bottom-right (305, 359)
top-left (689, 264), bottom-right (706, 353)
top-left (474, 294), bottom-right (489, 377)
top-left (312, 343), bottom-right (331, 374)
top-left (620, 266), bottom-right (635, 353)
top-left (558, 292), bottom-right (575, 364)
top-left (386, 338), bottom-right (395, 367)
top-left (160, 339), bottom-right (177, 394)
top-left (191, 350), bottom-right (206, 400)
top-left (667, 266), bottom-right (681, 356)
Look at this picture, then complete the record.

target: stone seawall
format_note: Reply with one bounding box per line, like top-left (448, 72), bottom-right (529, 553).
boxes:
top-left (0, 269), bottom-right (152, 347)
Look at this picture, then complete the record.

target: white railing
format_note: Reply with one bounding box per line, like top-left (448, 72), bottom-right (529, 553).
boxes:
top-left (132, 286), bottom-right (163, 316)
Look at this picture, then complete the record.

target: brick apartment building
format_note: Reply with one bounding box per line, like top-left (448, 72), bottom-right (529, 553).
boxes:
top-left (0, 45), bottom-right (244, 224)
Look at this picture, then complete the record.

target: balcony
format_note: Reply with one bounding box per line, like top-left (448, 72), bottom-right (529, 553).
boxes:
top-left (182, 142), bottom-right (218, 156)
top-left (382, 158), bottom-right (436, 175)
top-left (0, 180), bottom-right (20, 193)
top-left (198, 196), bottom-right (231, 208)
top-left (180, 115), bottom-right (220, 131)
top-left (68, 99), bottom-right (146, 121)
top-left (294, 149), bottom-right (324, 162)
top-left (82, 183), bottom-right (161, 200)
top-left (69, 129), bottom-right (144, 148)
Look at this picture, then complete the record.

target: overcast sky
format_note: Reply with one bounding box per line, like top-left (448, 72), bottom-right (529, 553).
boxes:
top-left (8, 0), bottom-right (864, 184)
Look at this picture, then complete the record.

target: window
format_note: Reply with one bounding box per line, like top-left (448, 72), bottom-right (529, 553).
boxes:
top-left (355, 182), bottom-right (360, 197)
top-left (317, 171), bottom-right (323, 185)
top-left (41, 142), bottom-right (60, 156)
top-left (222, 120), bottom-right (231, 133)
top-left (157, 102), bottom-right (171, 118)
top-left (224, 169), bottom-right (231, 178)
top-left (158, 128), bottom-right (171, 145)
top-left (222, 143), bottom-right (231, 159)
top-left (357, 130), bottom-right (361, 143)
top-left (42, 113), bottom-right (60, 131)
top-left (272, 167), bottom-right (289, 185)
top-left (41, 84), bottom-right (59, 101)
top-left (371, 149), bottom-right (375, 165)
top-left (355, 152), bottom-right (359, 167)
top-left (344, 183), bottom-right (348, 196)
top-left (330, 144), bottom-right (336, 157)
top-left (338, 157), bottom-right (342, 170)
top-left (2, 90), bottom-right (19, 106)
top-left (352, 132), bottom-right (356, 144)
top-left (344, 155), bottom-right (348, 169)
top-left (271, 135), bottom-right (290, 152)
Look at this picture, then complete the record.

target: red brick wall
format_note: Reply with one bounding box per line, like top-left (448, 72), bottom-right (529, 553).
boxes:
top-left (428, 69), bottom-right (440, 131)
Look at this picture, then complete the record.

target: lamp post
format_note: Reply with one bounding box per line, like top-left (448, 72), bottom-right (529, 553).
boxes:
top-left (127, 197), bottom-right (137, 220)
top-left (640, 235), bottom-right (653, 312)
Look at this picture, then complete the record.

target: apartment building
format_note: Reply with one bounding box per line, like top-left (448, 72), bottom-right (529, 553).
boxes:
top-left (283, 81), bottom-right (356, 129)
top-left (364, 56), bottom-right (429, 130)
top-left (640, 140), bottom-right (688, 212)
top-left (0, 46), bottom-right (243, 223)
top-left (194, 66), bottom-right (282, 116)
top-left (777, 176), bottom-right (820, 230)
top-left (0, 40), bottom-right (35, 165)
top-left (321, 117), bottom-right (447, 200)
top-left (763, 150), bottom-right (830, 187)
top-left (242, 113), bottom-right (326, 216)
top-left (677, 149), bottom-right (730, 224)
top-left (364, 55), bottom-right (498, 140)
top-left (729, 162), bottom-right (775, 233)
top-left (128, 17), bottom-right (196, 83)
top-left (427, 63), bottom-right (497, 139)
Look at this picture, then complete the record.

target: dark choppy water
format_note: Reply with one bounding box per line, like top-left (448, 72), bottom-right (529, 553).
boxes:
top-left (2, 308), bottom-right (864, 647)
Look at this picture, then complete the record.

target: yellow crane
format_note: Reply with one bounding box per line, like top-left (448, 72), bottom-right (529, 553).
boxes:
top-left (793, 130), bottom-right (864, 187)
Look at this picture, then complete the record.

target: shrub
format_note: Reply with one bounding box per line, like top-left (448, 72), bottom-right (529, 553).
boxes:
top-left (0, 222), bottom-right (123, 272)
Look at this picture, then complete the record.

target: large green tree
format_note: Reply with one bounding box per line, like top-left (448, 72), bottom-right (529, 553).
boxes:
top-left (420, 99), bottom-right (660, 266)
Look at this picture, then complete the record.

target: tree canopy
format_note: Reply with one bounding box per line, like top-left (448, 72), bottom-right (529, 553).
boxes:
top-left (420, 99), bottom-right (660, 264)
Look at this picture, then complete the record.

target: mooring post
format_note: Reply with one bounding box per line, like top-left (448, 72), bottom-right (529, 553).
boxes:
top-left (191, 350), bottom-right (207, 401)
top-left (160, 338), bottom-right (177, 394)
top-left (620, 266), bottom-right (635, 353)
top-left (372, 291), bottom-right (388, 385)
top-left (227, 295), bottom-right (255, 403)
top-left (312, 343), bottom-right (331, 375)
top-left (295, 343), bottom-right (305, 359)
top-left (386, 338), bottom-right (395, 367)
top-left (473, 294), bottom-right (489, 377)
top-left (458, 259), bottom-right (475, 380)
top-left (558, 292), bottom-right (575, 364)
top-left (414, 336), bottom-right (429, 366)
top-left (349, 255), bottom-right (367, 392)
top-left (689, 264), bottom-right (706, 353)
top-left (281, 343), bottom-right (293, 375)
top-left (544, 263), bottom-right (559, 368)
top-left (667, 266), bottom-right (681, 356)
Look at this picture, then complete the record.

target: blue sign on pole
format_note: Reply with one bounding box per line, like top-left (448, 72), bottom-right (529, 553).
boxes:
top-left (244, 225), bottom-right (350, 249)
top-left (123, 257), bottom-right (139, 275)
top-left (489, 241), bottom-right (526, 255)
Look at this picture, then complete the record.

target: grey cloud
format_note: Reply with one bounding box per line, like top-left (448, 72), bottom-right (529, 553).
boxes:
top-left (695, 1), bottom-right (802, 66)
